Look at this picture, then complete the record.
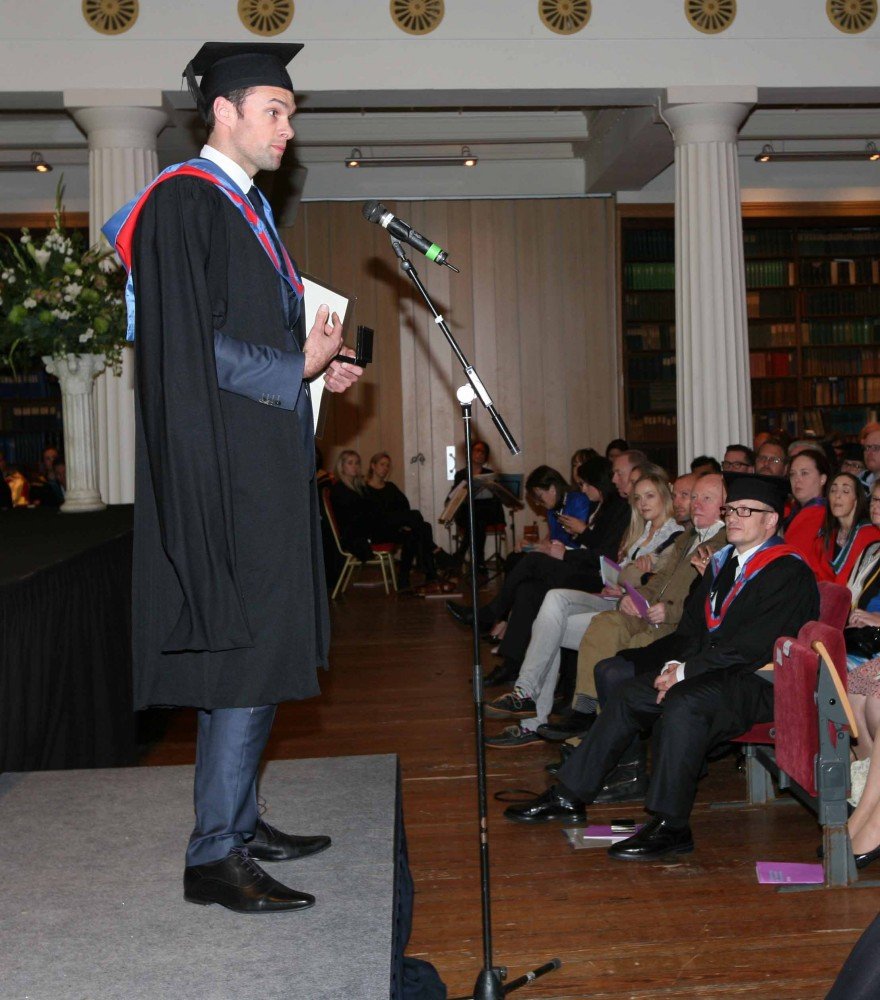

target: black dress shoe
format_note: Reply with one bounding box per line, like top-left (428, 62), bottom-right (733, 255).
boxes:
top-left (536, 710), bottom-right (597, 742)
top-left (856, 844), bottom-right (880, 869)
top-left (483, 662), bottom-right (520, 687)
top-left (446, 600), bottom-right (475, 626)
top-left (245, 819), bottom-right (331, 863)
top-left (607, 816), bottom-right (694, 861)
top-left (184, 848), bottom-right (316, 912)
top-left (503, 785), bottom-right (586, 825)
top-left (592, 761), bottom-right (648, 803)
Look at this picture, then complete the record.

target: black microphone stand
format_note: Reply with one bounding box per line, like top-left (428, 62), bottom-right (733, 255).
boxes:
top-left (388, 237), bottom-right (561, 999)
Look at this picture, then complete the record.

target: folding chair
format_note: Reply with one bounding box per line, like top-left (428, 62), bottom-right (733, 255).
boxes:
top-left (321, 489), bottom-right (397, 599)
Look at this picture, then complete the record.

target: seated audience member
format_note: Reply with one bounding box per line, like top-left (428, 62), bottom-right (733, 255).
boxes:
top-left (449, 439), bottom-right (504, 578)
top-left (788, 438), bottom-right (823, 459)
top-left (5, 466), bottom-right (29, 507)
top-left (315, 446), bottom-right (342, 593)
top-left (813, 472), bottom-right (880, 584)
top-left (721, 444), bottom-right (755, 474)
top-left (329, 450), bottom-right (438, 590)
top-left (841, 670), bottom-right (880, 869)
top-left (29, 446), bottom-right (66, 507)
top-left (611, 449), bottom-right (647, 499)
top-left (447, 456), bottom-right (630, 686)
top-left (504, 473), bottom-right (819, 861)
top-left (544, 473), bottom-right (726, 747)
top-left (365, 451), bottom-right (450, 591)
top-left (690, 454), bottom-right (721, 475)
top-left (840, 443), bottom-right (867, 479)
top-left (569, 448), bottom-right (598, 490)
top-left (605, 438), bottom-right (629, 462)
top-left (485, 475), bottom-right (694, 747)
top-left (754, 437), bottom-right (787, 477)
top-left (860, 422), bottom-right (880, 491)
top-left (782, 448), bottom-right (829, 573)
top-left (484, 472), bottom-right (684, 747)
top-left (522, 464), bottom-right (592, 550)
top-left (841, 480), bottom-right (880, 678)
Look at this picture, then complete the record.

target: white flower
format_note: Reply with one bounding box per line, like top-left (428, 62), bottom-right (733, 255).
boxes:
top-left (33, 248), bottom-right (51, 269)
top-left (98, 255), bottom-right (118, 274)
top-left (79, 330), bottom-right (95, 344)
top-left (74, 268), bottom-right (82, 277)
top-left (52, 308), bottom-right (71, 320)
top-left (20, 233), bottom-right (30, 245)
top-left (6, 274), bottom-right (15, 284)
top-left (23, 297), bottom-right (36, 309)
top-left (63, 282), bottom-right (83, 302)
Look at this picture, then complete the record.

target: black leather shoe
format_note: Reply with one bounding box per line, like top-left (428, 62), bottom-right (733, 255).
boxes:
top-left (504, 785), bottom-right (586, 825)
top-left (607, 816), bottom-right (694, 861)
top-left (856, 844), bottom-right (880, 870)
top-left (245, 819), bottom-right (331, 863)
top-left (592, 761), bottom-right (648, 803)
top-left (483, 663), bottom-right (520, 687)
top-left (536, 710), bottom-right (597, 742)
top-left (446, 600), bottom-right (475, 626)
top-left (184, 848), bottom-right (316, 912)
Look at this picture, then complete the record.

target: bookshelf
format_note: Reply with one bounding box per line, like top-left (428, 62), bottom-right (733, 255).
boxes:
top-left (0, 371), bottom-right (62, 473)
top-left (620, 213), bottom-right (880, 467)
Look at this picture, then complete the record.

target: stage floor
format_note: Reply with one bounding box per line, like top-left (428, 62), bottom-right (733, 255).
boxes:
top-left (0, 755), bottom-right (397, 1000)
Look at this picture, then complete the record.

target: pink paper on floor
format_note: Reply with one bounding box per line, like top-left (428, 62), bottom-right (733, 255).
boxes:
top-left (581, 824), bottom-right (642, 838)
top-left (756, 861), bottom-right (824, 884)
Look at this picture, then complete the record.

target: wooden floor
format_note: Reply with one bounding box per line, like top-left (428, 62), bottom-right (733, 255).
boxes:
top-left (141, 582), bottom-right (880, 999)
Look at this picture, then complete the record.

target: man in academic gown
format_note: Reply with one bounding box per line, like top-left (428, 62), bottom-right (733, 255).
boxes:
top-left (104, 42), bottom-right (363, 912)
top-left (504, 474), bottom-right (820, 860)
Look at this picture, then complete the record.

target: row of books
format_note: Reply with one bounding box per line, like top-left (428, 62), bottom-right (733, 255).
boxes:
top-left (624, 324), bottom-right (675, 351)
top-left (627, 354), bottom-right (676, 382)
top-left (797, 230), bottom-right (880, 256)
top-left (0, 371), bottom-right (57, 399)
top-left (2, 404), bottom-right (61, 432)
top-left (622, 229), bottom-right (674, 261)
top-left (802, 347), bottom-right (880, 375)
top-left (803, 407), bottom-right (879, 437)
top-left (746, 289), bottom-right (796, 318)
top-left (626, 414), bottom-right (677, 441)
top-left (805, 378), bottom-right (880, 406)
top-left (748, 322), bottom-right (797, 348)
top-left (752, 409), bottom-right (799, 437)
top-left (802, 289), bottom-right (880, 316)
top-left (624, 262), bottom-right (675, 290)
top-left (752, 382), bottom-right (799, 407)
top-left (0, 431), bottom-right (59, 468)
top-left (803, 318), bottom-right (880, 344)
top-left (744, 260), bottom-right (794, 288)
top-left (623, 292), bottom-right (675, 322)
top-left (750, 351), bottom-right (796, 377)
top-left (799, 259), bottom-right (877, 287)
top-left (629, 383), bottom-right (676, 414)
top-left (742, 229), bottom-right (796, 257)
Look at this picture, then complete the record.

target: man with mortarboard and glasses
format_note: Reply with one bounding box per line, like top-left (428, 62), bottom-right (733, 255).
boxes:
top-left (504, 473), bottom-right (819, 860)
top-left (103, 43), bottom-right (363, 912)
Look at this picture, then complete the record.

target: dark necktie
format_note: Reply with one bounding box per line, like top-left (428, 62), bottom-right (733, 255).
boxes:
top-left (711, 553), bottom-right (739, 613)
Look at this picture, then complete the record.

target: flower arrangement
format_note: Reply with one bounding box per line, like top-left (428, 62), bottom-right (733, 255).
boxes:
top-left (0, 183), bottom-right (126, 374)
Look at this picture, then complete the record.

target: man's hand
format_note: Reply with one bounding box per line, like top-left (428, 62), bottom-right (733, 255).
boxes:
top-left (690, 544), bottom-right (713, 576)
top-left (619, 594), bottom-right (638, 617)
top-left (600, 584), bottom-right (623, 600)
top-left (654, 661), bottom-right (681, 704)
top-left (634, 553), bottom-right (654, 574)
top-left (645, 602), bottom-right (666, 625)
top-left (303, 305), bottom-right (364, 394)
top-left (323, 348), bottom-right (363, 394)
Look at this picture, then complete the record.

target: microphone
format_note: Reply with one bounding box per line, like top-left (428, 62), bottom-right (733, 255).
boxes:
top-left (362, 201), bottom-right (459, 272)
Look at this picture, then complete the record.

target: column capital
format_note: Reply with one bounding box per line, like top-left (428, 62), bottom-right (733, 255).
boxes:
top-left (65, 91), bottom-right (170, 149)
top-left (662, 86), bottom-right (757, 145)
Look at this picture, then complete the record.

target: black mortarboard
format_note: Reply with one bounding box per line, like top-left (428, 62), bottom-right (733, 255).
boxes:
top-left (723, 472), bottom-right (790, 516)
top-left (184, 42), bottom-right (303, 121)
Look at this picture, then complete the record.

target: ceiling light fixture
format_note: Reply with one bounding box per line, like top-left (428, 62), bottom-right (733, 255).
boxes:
top-left (345, 145), bottom-right (478, 168)
top-left (0, 151), bottom-right (53, 173)
top-left (755, 141), bottom-right (880, 163)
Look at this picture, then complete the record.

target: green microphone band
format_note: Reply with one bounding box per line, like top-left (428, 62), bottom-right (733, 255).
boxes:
top-left (425, 244), bottom-right (442, 262)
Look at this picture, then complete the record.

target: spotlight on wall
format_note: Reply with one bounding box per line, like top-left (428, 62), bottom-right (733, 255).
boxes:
top-left (0, 151), bottom-right (53, 173)
top-left (345, 145), bottom-right (478, 168)
top-left (755, 142), bottom-right (880, 163)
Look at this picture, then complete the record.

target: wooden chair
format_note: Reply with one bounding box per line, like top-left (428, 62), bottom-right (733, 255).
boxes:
top-left (321, 489), bottom-right (397, 600)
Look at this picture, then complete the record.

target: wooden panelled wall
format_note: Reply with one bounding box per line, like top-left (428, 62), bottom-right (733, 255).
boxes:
top-left (281, 198), bottom-right (621, 538)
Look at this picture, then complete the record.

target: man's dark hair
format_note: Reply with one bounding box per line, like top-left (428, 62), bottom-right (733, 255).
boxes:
top-left (205, 87), bottom-right (253, 133)
top-left (725, 443), bottom-right (756, 466)
top-left (605, 438), bottom-right (629, 458)
top-left (471, 440), bottom-right (489, 459)
top-left (691, 455), bottom-right (721, 473)
top-left (525, 465), bottom-right (570, 510)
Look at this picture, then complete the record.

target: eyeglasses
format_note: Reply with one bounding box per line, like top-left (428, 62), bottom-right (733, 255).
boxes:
top-left (720, 505), bottom-right (774, 518)
top-left (870, 497), bottom-right (880, 506)
top-left (864, 444), bottom-right (880, 453)
top-left (721, 460), bottom-right (752, 471)
top-left (757, 455), bottom-right (785, 467)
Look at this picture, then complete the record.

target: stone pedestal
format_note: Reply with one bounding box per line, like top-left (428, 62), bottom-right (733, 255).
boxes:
top-left (67, 94), bottom-right (168, 504)
top-left (663, 88), bottom-right (757, 470)
top-left (43, 353), bottom-right (107, 513)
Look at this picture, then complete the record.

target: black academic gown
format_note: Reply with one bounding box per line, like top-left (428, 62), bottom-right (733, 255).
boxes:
top-left (131, 175), bottom-right (329, 710)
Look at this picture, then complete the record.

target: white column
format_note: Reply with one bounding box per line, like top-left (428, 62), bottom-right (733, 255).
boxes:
top-left (663, 87), bottom-right (757, 471)
top-left (66, 92), bottom-right (168, 504)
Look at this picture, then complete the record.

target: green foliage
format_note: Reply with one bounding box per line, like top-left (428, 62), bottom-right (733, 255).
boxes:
top-left (0, 180), bottom-right (127, 374)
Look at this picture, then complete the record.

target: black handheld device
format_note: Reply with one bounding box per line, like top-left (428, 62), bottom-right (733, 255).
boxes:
top-left (334, 324), bottom-right (373, 367)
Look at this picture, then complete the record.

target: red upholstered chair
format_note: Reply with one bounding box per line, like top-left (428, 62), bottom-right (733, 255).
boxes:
top-left (817, 580), bottom-right (852, 631)
top-left (321, 489), bottom-right (398, 599)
